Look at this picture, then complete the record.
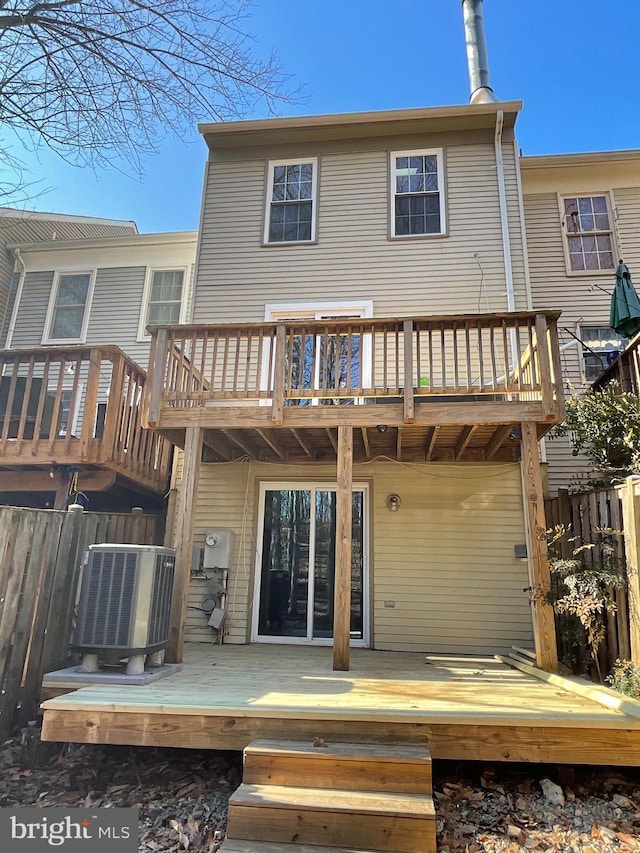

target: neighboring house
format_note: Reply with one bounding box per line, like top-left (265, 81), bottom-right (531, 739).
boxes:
top-left (0, 207), bottom-right (137, 336)
top-left (522, 150), bottom-right (640, 495)
top-left (0, 229), bottom-right (197, 510)
top-left (144, 101), bottom-right (563, 672)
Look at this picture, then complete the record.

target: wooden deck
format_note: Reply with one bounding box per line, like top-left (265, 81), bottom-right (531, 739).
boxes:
top-left (41, 644), bottom-right (640, 765)
top-left (0, 345), bottom-right (172, 499)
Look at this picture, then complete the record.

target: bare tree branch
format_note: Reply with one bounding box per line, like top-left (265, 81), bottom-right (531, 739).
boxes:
top-left (0, 0), bottom-right (299, 189)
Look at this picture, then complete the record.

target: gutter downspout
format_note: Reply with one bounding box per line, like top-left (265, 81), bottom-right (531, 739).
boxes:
top-left (494, 109), bottom-right (516, 313)
top-left (5, 248), bottom-right (27, 349)
top-left (513, 139), bottom-right (533, 310)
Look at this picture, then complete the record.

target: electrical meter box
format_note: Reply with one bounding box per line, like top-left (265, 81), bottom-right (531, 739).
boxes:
top-left (203, 528), bottom-right (234, 569)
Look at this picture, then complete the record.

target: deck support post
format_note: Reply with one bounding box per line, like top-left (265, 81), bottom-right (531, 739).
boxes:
top-left (520, 421), bottom-right (558, 672)
top-left (333, 425), bottom-right (353, 672)
top-left (621, 476), bottom-right (640, 663)
top-left (166, 426), bottom-right (203, 663)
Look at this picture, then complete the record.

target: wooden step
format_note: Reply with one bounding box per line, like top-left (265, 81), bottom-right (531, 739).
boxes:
top-left (243, 739), bottom-right (432, 794)
top-left (227, 783), bottom-right (436, 853)
top-left (221, 842), bottom-right (380, 853)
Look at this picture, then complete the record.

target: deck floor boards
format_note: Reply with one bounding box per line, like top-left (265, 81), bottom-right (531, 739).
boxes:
top-left (41, 645), bottom-right (640, 763)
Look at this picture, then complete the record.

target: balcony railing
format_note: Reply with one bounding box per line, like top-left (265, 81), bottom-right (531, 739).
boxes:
top-left (146, 311), bottom-right (563, 428)
top-left (0, 346), bottom-right (172, 493)
top-left (592, 331), bottom-right (640, 396)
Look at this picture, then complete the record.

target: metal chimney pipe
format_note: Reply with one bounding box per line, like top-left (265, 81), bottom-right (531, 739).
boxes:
top-left (462, 0), bottom-right (498, 104)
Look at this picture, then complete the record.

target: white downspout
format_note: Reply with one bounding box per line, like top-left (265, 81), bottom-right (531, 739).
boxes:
top-left (5, 248), bottom-right (27, 349)
top-left (513, 138), bottom-right (533, 309)
top-left (494, 109), bottom-right (516, 313)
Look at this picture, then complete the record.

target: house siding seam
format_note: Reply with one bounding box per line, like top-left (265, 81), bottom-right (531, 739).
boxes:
top-left (192, 141), bottom-right (529, 323)
top-left (176, 459), bottom-right (533, 655)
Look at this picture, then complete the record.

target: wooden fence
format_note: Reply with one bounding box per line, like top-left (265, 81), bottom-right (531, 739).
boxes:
top-left (0, 505), bottom-right (164, 741)
top-left (545, 485), bottom-right (633, 674)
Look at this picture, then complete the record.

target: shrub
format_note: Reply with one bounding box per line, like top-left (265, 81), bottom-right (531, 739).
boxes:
top-left (607, 659), bottom-right (640, 699)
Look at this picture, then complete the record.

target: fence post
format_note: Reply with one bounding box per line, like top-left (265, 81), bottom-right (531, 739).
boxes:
top-left (621, 476), bottom-right (640, 663)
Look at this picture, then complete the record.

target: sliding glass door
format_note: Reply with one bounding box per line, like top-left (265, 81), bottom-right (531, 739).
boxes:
top-left (253, 483), bottom-right (368, 645)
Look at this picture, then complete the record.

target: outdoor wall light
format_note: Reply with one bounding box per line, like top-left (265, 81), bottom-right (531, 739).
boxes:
top-left (509, 427), bottom-right (522, 441)
top-left (376, 424), bottom-right (389, 433)
top-left (387, 494), bottom-right (401, 512)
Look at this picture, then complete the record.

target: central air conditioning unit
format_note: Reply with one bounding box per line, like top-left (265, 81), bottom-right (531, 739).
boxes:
top-left (73, 544), bottom-right (175, 674)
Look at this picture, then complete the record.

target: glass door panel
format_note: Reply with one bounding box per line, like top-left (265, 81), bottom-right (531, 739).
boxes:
top-left (312, 490), bottom-right (364, 639)
top-left (258, 489), bottom-right (311, 637)
top-left (256, 485), bottom-right (367, 643)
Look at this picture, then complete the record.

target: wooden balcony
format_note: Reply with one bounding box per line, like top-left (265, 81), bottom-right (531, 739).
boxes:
top-left (592, 331), bottom-right (640, 395)
top-left (0, 346), bottom-right (172, 496)
top-left (145, 311), bottom-right (564, 464)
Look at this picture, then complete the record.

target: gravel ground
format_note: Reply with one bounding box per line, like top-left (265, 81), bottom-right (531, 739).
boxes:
top-left (1, 728), bottom-right (640, 852)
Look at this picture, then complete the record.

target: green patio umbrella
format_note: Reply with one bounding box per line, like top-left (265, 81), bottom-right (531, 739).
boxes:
top-left (610, 262), bottom-right (640, 338)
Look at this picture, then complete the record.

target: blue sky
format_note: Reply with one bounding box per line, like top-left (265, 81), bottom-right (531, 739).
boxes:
top-left (11, 0), bottom-right (639, 232)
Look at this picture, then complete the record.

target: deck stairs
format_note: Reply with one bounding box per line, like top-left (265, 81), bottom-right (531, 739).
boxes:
top-left (222, 738), bottom-right (436, 853)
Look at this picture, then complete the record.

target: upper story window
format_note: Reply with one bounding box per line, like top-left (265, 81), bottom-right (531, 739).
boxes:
top-left (139, 268), bottom-right (186, 339)
top-left (580, 326), bottom-right (627, 382)
top-left (264, 159), bottom-right (318, 244)
top-left (391, 149), bottom-right (445, 238)
top-left (44, 271), bottom-right (93, 343)
top-left (563, 195), bottom-right (615, 272)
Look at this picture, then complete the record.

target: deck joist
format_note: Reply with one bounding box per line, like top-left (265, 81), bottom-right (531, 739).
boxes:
top-left (40, 646), bottom-right (640, 765)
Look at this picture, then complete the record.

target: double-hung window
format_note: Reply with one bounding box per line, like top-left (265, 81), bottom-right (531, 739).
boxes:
top-left (562, 195), bottom-right (615, 272)
top-left (264, 159), bottom-right (318, 244)
top-left (139, 268), bottom-right (186, 339)
top-left (391, 149), bottom-right (445, 237)
top-left (44, 272), bottom-right (93, 343)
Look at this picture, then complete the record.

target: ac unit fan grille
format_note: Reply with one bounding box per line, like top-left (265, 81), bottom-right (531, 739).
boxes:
top-left (148, 553), bottom-right (175, 646)
top-left (79, 551), bottom-right (138, 646)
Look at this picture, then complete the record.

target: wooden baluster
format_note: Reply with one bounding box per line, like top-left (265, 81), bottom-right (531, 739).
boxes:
top-left (0, 357), bottom-right (19, 455)
top-left (548, 315), bottom-right (565, 419)
top-left (394, 324), bottom-right (400, 394)
top-left (346, 326), bottom-right (353, 395)
top-left (428, 324), bottom-right (434, 392)
top-left (513, 319), bottom-right (523, 394)
top-left (527, 318), bottom-right (537, 389)
top-left (47, 357), bottom-right (66, 454)
top-left (464, 322), bottom-right (472, 391)
top-left (210, 329), bottom-right (219, 394)
top-left (255, 328), bottom-right (265, 397)
top-left (452, 322), bottom-right (459, 392)
top-left (489, 323), bottom-right (498, 390)
top-left (334, 325), bottom-right (341, 398)
top-left (383, 326), bottom-right (388, 394)
top-left (403, 319), bottom-right (414, 423)
top-left (477, 322), bottom-right (485, 393)
top-left (415, 326), bottom-right (422, 393)
top-left (63, 354), bottom-right (82, 455)
top-left (439, 323), bottom-right (446, 392)
top-left (272, 324), bottom-right (286, 424)
top-left (103, 353), bottom-right (126, 463)
top-left (199, 329), bottom-right (209, 400)
top-left (233, 328), bottom-right (242, 397)
top-left (221, 331), bottom-right (230, 395)
top-left (15, 356), bottom-right (35, 453)
top-left (501, 320), bottom-right (510, 392)
top-left (31, 355), bottom-right (51, 455)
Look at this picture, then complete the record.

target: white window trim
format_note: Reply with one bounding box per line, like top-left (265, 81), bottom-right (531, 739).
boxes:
top-left (251, 480), bottom-right (370, 647)
top-left (261, 301), bottom-right (374, 401)
top-left (263, 157), bottom-right (319, 245)
top-left (42, 270), bottom-right (96, 345)
top-left (558, 192), bottom-right (617, 277)
top-left (390, 148), bottom-right (446, 239)
top-left (137, 265), bottom-right (189, 341)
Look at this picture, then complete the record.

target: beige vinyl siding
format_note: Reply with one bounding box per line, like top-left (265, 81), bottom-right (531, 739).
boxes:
top-left (193, 135), bottom-right (530, 324)
top-left (180, 459), bottom-right (533, 655)
top-left (525, 184), bottom-right (640, 493)
top-left (614, 186), bottom-right (640, 271)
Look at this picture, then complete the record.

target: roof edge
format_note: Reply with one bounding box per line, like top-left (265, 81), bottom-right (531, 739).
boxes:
top-left (0, 207), bottom-right (138, 230)
top-left (199, 100), bottom-right (523, 142)
top-left (522, 149), bottom-right (640, 169)
top-left (9, 230), bottom-right (198, 253)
